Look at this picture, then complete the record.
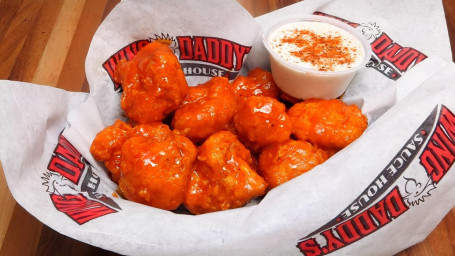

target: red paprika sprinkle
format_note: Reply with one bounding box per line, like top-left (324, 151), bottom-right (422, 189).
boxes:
top-left (279, 29), bottom-right (357, 71)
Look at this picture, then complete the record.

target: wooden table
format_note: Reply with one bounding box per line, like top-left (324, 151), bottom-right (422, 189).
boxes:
top-left (1, 0), bottom-right (454, 255)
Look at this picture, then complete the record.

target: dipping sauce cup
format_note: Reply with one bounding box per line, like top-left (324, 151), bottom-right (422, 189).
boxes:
top-left (263, 15), bottom-right (371, 100)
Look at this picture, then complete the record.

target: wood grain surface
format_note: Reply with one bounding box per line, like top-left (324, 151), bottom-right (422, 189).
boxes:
top-left (0, 0), bottom-right (454, 255)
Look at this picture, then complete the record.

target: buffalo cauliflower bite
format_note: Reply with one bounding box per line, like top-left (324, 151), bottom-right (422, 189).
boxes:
top-left (90, 119), bottom-right (132, 182)
top-left (91, 121), bottom-right (197, 211)
top-left (184, 131), bottom-right (267, 214)
top-left (119, 123), bottom-right (197, 210)
top-left (231, 68), bottom-right (280, 100)
top-left (288, 99), bottom-right (368, 151)
top-left (114, 41), bottom-right (188, 124)
top-left (172, 76), bottom-right (236, 143)
top-left (234, 95), bottom-right (292, 152)
top-left (259, 140), bottom-right (329, 189)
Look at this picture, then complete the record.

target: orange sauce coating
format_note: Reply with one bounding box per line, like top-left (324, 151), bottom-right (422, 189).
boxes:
top-left (231, 68), bottom-right (280, 100)
top-left (92, 122), bottom-right (196, 210)
top-left (259, 140), bottom-right (328, 189)
top-left (114, 41), bottom-right (188, 124)
top-left (184, 131), bottom-right (267, 214)
top-left (172, 77), bottom-right (236, 143)
top-left (234, 95), bottom-right (292, 152)
top-left (288, 98), bottom-right (368, 151)
top-left (90, 119), bottom-right (132, 182)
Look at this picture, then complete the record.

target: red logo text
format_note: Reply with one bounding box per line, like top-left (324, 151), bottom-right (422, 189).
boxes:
top-left (420, 106), bottom-right (455, 183)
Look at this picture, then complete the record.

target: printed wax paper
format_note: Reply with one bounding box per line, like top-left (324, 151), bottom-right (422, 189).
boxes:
top-left (1, 0), bottom-right (454, 255)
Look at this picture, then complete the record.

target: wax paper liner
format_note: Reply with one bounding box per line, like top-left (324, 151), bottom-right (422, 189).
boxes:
top-left (1, 0), bottom-right (454, 255)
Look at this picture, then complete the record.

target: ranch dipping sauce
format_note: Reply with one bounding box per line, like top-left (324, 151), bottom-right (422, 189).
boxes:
top-left (268, 21), bottom-right (365, 72)
top-left (263, 15), bottom-right (371, 100)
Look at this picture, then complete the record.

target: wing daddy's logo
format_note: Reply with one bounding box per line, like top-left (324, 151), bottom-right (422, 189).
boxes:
top-left (420, 106), bottom-right (455, 183)
top-left (103, 39), bottom-right (150, 92)
top-left (42, 133), bottom-right (121, 225)
top-left (102, 33), bottom-right (251, 92)
top-left (297, 105), bottom-right (455, 255)
top-left (315, 12), bottom-right (427, 80)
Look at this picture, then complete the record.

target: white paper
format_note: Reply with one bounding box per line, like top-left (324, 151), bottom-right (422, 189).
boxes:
top-left (1, 0), bottom-right (454, 255)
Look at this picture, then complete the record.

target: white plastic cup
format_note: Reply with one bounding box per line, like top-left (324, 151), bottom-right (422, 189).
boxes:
top-left (263, 15), bottom-right (371, 100)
